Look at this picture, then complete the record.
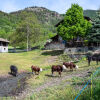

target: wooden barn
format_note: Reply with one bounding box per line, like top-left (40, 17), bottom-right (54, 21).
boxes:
top-left (45, 35), bottom-right (65, 50)
top-left (0, 38), bottom-right (9, 53)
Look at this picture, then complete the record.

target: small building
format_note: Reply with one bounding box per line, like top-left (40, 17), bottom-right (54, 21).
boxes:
top-left (45, 35), bottom-right (65, 50)
top-left (45, 16), bottom-right (92, 50)
top-left (0, 38), bottom-right (9, 53)
top-left (55, 16), bottom-right (92, 48)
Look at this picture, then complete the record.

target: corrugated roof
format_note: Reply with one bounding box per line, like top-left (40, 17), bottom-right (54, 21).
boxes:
top-left (0, 38), bottom-right (9, 43)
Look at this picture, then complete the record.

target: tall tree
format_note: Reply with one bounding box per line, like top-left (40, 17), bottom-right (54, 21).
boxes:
top-left (87, 9), bottom-right (100, 45)
top-left (57, 4), bottom-right (91, 41)
top-left (10, 11), bottom-right (42, 51)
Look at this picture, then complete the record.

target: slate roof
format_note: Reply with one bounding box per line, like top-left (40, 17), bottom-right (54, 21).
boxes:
top-left (0, 38), bottom-right (9, 43)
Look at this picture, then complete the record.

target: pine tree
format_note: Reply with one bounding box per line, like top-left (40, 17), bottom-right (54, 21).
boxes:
top-left (87, 10), bottom-right (100, 45)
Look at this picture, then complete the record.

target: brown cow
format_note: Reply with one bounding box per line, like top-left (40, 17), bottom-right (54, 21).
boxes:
top-left (31, 65), bottom-right (42, 75)
top-left (63, 62), bottom-right (78, 71)
top-left (51, 65), bottom-right (67, 77)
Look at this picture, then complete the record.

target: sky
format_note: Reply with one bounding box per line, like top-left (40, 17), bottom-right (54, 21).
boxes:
top-left (0, 0), bottom-right (100, 14)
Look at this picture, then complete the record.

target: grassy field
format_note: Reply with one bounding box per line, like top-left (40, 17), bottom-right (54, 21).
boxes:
top-left (0, 49), bottom-right (61, 74)
top-left (0, 49), bottom-right (100, 100)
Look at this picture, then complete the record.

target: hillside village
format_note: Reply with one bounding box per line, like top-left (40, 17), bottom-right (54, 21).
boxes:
top-left (0, 3), bottom-right (100, 100)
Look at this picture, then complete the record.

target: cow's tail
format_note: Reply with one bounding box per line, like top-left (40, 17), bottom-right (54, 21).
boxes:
top-left (40, 68), bottom-right (43, 72)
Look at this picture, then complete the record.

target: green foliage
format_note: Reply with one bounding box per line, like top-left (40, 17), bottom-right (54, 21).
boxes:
top-left (57, 4), bottom-right (92, 40)
top-left (59, 54), bottom-right (72, 62)
top-left (87, 10), bottom-right (100, 43)
top-left (10, 11), bottom-right (43, 49)
top-left (84, 10), bottom-right (97, 20)
top-left (0, 7), bottom-right (63, 46)
top-left (0, 11), bottom-right (17, 38)
top-left (78, 74), bottom-right (100, 100)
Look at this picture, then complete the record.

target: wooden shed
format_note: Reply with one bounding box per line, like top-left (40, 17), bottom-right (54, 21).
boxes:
top-left (0, 38), bottom-right (9, 53)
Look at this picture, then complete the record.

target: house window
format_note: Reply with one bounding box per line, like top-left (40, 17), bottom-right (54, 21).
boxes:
top-left (2, 42), bottom-right (7, 46)
top-left (0, 42), bottom-right (2, 46)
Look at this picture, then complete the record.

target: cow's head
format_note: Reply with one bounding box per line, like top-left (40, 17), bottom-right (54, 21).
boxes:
top-left (62, 65), bottom-right (67, 70)
top-left (15, 72), bottom-right (18, 77)
top-left (40, 68), bottom-right (43, 72)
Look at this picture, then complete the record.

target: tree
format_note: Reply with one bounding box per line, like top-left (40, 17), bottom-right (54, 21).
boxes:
top-left (87, 9), bottom-right (100, 45)
top-left (57, 4), bottom-right (91, 41)
top-left (10, 11), bottom-right (43, 51)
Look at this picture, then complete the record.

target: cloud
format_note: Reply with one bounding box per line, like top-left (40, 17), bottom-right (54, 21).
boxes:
top-left (0, 0), bottom-right (19, 13)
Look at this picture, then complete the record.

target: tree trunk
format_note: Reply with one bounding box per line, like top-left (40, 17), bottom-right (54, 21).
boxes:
top-left (27, 34), bottom-right (29, 52)
top-left (14, 47), bottom-right (16, 53)
top-left (27, 26), bottom-right (29, 52)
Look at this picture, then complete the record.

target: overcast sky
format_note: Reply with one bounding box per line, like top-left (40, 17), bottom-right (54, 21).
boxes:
top-left (0, 0), bottom-right (100, 14)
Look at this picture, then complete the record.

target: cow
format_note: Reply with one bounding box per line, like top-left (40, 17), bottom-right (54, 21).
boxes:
top-left (10, 65), bottom-right (18, 77)
top-left (31, 65), bottom-right (43, 75)
top-left (63, 62), bottom-right (78, 71)
top-left (51, 65), bottom-right (67, 77)
top-left (87, 55), bottom-right (99, 66)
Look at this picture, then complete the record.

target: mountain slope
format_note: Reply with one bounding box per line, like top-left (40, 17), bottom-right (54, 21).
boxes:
top-left (0, 7), bottom-right (97, 39)
top-left (0, 7), bottom-right (64, 39)
top-left (84, 10), bottom-right (97, 20)
top-left (10, 6), bottom-right (63, 33)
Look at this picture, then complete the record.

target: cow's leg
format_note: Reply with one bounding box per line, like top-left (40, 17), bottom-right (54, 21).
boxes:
top-left (70, 67), bottom-right (72, 71)
top-left (38, 71), bottom-right (39, 75)
top-left (35, 71), bottom-right (36, 75)
top-left (96, 58), bottom-right (98, 65)
top-left (15, 72), bottom-right (17, 76)
top-left (11, 69), bottom-right (12, 74)
top-left (70, 67), bottom-right (73, 71)
top-left (32, 69), bottom-right (34, 74)
top-left (96, 60), bottom-right (98, 65)
top-left (72, 68), bottom-right (73, 71)
top-left (59, 71), bottom-right (61, 77)
top-left (88, 60), bottom-right (91, 66)
top-left (52, 70), bottom-right (54, 76)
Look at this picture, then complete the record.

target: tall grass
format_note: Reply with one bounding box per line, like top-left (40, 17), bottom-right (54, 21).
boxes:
top-left (77, 71), bottom-right (100, 100)
top-left (29, 85), bottom-right (78, 100)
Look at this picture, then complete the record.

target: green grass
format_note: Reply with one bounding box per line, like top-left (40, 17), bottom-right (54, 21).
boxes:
top-left (77, 72), bottom-right (100, 100)
top-left (0, 50), bottom-right (57, 74)
top-left (0, 49), bottom-right (100, 100)
top-left (30, 84), bottom-right (77, 100)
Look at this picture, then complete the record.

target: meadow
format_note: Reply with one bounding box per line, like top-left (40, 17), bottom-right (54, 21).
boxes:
top-left (0, 49), bottom-right (100, 100)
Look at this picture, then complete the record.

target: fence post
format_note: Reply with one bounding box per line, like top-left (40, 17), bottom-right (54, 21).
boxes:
top-left (91, 74), bottom-right (92, 100)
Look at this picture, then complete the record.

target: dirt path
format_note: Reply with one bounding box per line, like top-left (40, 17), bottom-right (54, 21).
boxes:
top-left (0, 67), bottom-right (94, 100)
top-left (16, 68), bottom-right (93, 100)
top-left (0, 71), bottom-right (32, 97)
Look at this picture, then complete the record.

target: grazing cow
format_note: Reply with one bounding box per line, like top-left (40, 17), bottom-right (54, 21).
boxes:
top-left (31, 65), bottom-right (42, 75)
top-left (51, 65), bottom-right (67, 77)
top-left (87, 55), bottom-right (99, 66)
top-left (63, 62), bottom-right (78, 71)
top-left (10, 65), bottom-right (18, 77)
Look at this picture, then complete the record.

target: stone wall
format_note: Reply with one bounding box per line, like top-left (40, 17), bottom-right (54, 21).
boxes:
top-left (45, 42), bottom-right (65, 50)
top-left (64, 46), bottom-right (100, 54)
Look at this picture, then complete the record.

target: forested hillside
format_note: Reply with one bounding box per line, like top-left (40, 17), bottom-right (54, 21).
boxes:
top-left (0, 7), bottom-right (63, 40)
top-left (0, 11), bottom-right (18, 38)
top-left (84, 10), bottom-right (97, 19)
top-left (0, 7), bottom-right (97, 48)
